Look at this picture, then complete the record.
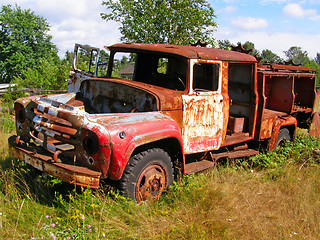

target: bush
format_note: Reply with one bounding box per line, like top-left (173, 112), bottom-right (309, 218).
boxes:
top-left (14, 56), bottom-right (70, 91)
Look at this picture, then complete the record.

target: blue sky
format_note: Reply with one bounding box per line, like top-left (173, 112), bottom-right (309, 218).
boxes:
top-left (2, 0), bottom-right (320, 59)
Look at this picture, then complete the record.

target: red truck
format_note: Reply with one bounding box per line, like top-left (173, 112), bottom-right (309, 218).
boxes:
top-left (8, 43), bottom-right (319, 202)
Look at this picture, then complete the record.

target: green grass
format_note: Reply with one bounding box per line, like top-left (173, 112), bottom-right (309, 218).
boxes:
top-left (0, 99), bottom-right (15, 134)
top-left (1, 98), bottom-right (320, 239)
top-left (1, 130), bottom-right (320, 239)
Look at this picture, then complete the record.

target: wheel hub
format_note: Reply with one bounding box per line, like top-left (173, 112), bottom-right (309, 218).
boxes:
top-left (135, 164), bottom-right (166, 202)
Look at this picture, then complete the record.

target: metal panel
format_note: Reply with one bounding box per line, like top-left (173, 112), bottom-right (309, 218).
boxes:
top-left (182, 92), bottom-right (224, 154)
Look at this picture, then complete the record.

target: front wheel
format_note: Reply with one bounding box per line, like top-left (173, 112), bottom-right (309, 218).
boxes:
top-left (119, 148), bottom-right (174, 202)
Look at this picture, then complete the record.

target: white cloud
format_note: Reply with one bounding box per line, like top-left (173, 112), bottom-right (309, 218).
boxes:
top-left (283, 3), bottom-right (317, 18)
top-left (220, 6), bottom-right (238, 13)
top-left (1, 0), bottom-right (122, 57)
top-left (231, 17), bottom-right (268, 30)
top-left (50, 18), bottom-right (121, 57)
top-left (215, 28), bottom-right (320, 59)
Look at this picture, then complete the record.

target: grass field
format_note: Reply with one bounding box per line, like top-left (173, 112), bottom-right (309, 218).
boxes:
top-left (1, 128), bottom-right (320, 239)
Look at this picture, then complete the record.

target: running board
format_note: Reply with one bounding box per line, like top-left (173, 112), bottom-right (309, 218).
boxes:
top-left (185, 160), bottom-right (214, 175)
top-left (185, 149), bottom-right (259, 175)
top-left (210, 149), bottom-right (259, 161)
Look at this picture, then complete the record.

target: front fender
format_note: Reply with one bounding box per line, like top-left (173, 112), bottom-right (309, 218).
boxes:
top-left (89, 112), bottom-right (183, 180)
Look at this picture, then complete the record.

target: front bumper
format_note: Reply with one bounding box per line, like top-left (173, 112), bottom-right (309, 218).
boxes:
top-left (8, 135), bottom-right (101, 189)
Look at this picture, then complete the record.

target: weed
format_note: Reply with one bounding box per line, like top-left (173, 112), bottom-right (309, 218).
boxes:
top-left (0, 128), bottom-right (320, 239)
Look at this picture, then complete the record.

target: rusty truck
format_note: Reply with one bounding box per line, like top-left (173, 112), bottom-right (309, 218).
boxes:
top-left (8, 43), bottom-right (319, 202)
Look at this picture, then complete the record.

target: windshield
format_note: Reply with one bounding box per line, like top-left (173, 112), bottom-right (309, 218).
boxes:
top-left (105, 52), bottom-right (188, 91)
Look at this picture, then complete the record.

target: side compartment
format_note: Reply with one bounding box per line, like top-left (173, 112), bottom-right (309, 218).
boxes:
top-left (256, 64), bottom-right (316, 143)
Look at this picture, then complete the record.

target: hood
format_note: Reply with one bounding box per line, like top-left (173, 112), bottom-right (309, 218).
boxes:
top-left (79, 78), bottom-right (183, 113)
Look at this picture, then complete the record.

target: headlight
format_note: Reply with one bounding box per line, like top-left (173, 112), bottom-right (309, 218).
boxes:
top-left (15, 103), bottom-right (26, 123)
top-left (83, 131), bottom-right (99, 155)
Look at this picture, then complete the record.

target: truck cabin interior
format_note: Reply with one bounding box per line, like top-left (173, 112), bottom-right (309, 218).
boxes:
top-left (113, 52), bottom-right (188, 91)
top-left (227, 63), bottom-right (255, 137)
top-left (73, 52), bottom-right (188, 114)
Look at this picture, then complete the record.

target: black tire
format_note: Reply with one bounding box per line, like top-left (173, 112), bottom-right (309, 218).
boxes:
top-left (119, 148), bottom-right (174, 202)
top-left (275, 128), bottom-right (291, 148)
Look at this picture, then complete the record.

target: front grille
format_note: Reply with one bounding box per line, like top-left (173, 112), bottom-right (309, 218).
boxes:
top-left (27, 97), bottom-right (86, 157)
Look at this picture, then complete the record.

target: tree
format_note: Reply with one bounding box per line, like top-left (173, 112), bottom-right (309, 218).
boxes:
top-left (261, 49), bottom-right (283, 64)
top-left (242, 41), bottom-right (261, 57)
top-left (304, 60), bottom-right (320, 85)
top-left (217, 39), bottom-right (232, 50)
top-left (284, 46), bottom-right (309, 66)
top-left (0, 5), bottom-right (57, 83)
top-left (315, 53), bottom-right (320, 66)
top-left (101, 0), bottom-right (217, 45)
top-left (15, 55), bottom-right (69, 90)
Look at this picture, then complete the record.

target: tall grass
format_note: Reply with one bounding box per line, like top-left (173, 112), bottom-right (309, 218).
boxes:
top-left (1, 122), bottom-right (320, 239)
top-left (0, 99), bottom-right (15, 134)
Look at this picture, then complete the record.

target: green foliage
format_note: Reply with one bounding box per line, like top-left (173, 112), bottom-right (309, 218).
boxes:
top-left (14, 55), bottom-right (69, 90)
top-left (101, 0), bottom-right (217, 45)
top-left (0, 134), bottom-right (320, 239)
top-left (241, 136), bottom-right (320, 172)
top-left (261, 49), bottom-right (283, 64)
top-left (217, 39), bottom-right (232, 50)
top-left (284, 46), bottom-right (310, 66)
top-left (0, 4), bottom-right (57, 83)
top-left (316, 53), bottom-right (320, 65)
top-left (304, 59), bottom-right (320, 85)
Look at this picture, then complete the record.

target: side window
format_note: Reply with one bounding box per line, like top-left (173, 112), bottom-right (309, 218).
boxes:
top-left (193, 63), bottom-right (219, 91)
top-left (157, 58), bottom-right (168, 74)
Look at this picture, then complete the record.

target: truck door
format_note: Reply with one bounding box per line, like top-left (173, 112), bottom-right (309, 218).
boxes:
top-left (68, 44), bottom-right (100, 93)
top-left (182, 60), bottom-right (225, 154)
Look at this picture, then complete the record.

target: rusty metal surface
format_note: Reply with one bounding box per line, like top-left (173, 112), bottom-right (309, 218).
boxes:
top-left (182, 92), bottom-right (224, 154)
top-left (309, 112), bottom-right (320, 137)
top-left (15, 94), bottom-right (112, 178)
top-left (185, 160), bottom-right (215, 175)
top-left (135, 163), bottom-right (167, 202)
top-left (259, 109), bottom-right (288, 139)
top-left (223, 132), bottom-right (252, 147)
top-left (108, 43), bottom-right (257, 62)
top-left (267, 116), bottom-right (297, 151)
top-left (211, 149), bottom-right (259, 160)
top-left (78, 79), bottom-right (158, 113)
top-left (256, 64), bottom-right (316, 141)
top-left (8, 135), bottom-right (101, 188)
top-left (258, 63), bottom-right (316, 74)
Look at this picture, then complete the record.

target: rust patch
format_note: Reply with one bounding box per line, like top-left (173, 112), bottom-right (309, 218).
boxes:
top-left (182, 92), bottom-right (224, 154)
top-left (8, 136), bottom-right (101, 188)
top-left (309, 112), bottom-right (320, 137)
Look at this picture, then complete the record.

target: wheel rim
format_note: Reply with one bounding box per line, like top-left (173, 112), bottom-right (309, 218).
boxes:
top-left (135, 163), bottom-right (167, 202)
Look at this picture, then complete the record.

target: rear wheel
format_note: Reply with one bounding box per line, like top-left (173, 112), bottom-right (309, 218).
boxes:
top-left (119, 148), bottom-right (173, 202)
top-left (275, 128), bottom-right (291, 148)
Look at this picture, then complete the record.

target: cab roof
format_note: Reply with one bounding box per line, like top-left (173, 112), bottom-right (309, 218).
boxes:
top-left (107, 43), bottom-right (257, 63)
